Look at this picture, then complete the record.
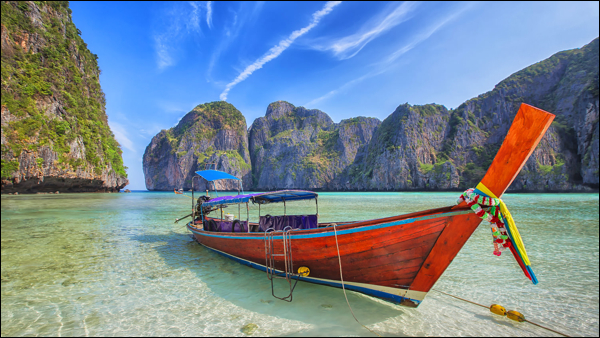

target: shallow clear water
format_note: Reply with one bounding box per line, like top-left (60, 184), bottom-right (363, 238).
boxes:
top-left (1, 192), bottom-right (598, 337)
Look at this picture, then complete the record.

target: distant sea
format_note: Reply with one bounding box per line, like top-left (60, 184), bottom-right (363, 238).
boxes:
top-left (1, 192), bottom-right (598, 336)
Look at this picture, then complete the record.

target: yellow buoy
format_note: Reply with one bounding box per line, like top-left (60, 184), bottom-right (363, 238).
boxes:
top-left (507, 310), bottom-right (526, 322)
top-left (298, 266), bottom-right (310, 277)
top-left (490, 304), bottom-right (507, 316)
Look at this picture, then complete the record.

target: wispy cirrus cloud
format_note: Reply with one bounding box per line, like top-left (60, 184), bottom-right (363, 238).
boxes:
top-left (189, 2), bottom-right (201, 32)
top-left (207, 2), bottom-right (265, 81)
top-left (382, 5), bottom-right (469, 65)
top-left (109, 121), bottom-right (136, 152)
top-left (155, 34), bottom-right (175, 70)
top-left (311, 1), bottom-right (418, 60)
top-left (206, 1), bottom-right (213, 29)
top-left (305, 5), bottom-right (470, 106)
top-left (305, 71), bottom-right (384, 107)
top-left (157, 100), bottom-right (194, 115)
top-left (154, 1), bottom-right (211, 70)
top-left (220, 1), bottom-right (342, 101)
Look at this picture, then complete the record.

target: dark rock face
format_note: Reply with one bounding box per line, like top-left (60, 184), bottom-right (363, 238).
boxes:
top-left (338, 104), bottom-right (453, 190)
top-left (1, 1), bottom-right (128, 193)
top-left (248, 101), bottom-right (380, 190)
top-left (143, 101), bottom-right (251, 191)
top-left (342, 38), bottom-right (599, 192)
top-left (445, 38), bottom-right (598, 192)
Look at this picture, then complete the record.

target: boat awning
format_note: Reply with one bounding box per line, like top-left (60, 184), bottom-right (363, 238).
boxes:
top-left (252, 190), bottom-right (318, 204)
top-left (195, 170), bottom-right (241, 182)
top-left (201, 190), bottom-right (318, 207)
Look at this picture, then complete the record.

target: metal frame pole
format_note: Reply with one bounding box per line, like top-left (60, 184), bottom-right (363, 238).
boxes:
top-left (246, 202), bottom-right (250, 233)
top-left (192, 177), bottom-right (195, 224)
top-left (316, 197), bottom-right (319, 224)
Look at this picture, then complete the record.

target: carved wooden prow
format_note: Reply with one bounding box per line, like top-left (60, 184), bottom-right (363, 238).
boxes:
top-left (412, 103), bottom-right (555, 292)
top-left (454, 103), bottom-right (555, 206)
top-left (479, 103), bottom-right (555, 197)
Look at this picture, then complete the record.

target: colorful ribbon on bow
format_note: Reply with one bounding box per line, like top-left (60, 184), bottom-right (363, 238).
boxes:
top-left (457, 183), bottom-right (538, 284)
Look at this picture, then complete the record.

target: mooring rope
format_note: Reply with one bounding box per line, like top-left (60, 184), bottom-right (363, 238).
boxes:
top-left (332, 224), bottom-right (382, 337)
top-left (431, 289), bottom-right (570, 337)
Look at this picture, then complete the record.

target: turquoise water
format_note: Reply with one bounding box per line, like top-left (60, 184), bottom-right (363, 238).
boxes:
top-left (1, 192), bottom-right (598, 337)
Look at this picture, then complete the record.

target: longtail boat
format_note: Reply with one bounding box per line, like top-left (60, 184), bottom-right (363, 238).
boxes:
top-left (182, 103), bottom-right (554, 307)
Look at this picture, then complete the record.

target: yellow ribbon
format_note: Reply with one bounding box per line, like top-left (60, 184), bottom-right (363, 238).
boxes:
top-left (476, 183), bottom-right (531, 266)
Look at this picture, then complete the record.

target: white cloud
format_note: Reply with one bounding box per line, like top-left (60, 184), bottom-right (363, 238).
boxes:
top-left (305, 71), bottom-right (382, 107)
top-left (138, 125), bottom-right (165, 138)
top-left (154, 35), bottom-right (174, 70)
top-left (220, 1), bottom-right (342, 101)
top-left (206, 1), bottom-right (213, 29)
top-left (383, 6), bottom-right (467, 65)
top-left (207, 2), bottom-right (264, 81)
top-left (189, 2), bottom-right (201, 32)
top-left (157, 100), bottom-right (194, 114)
top-left (109, 121), bottom-right (136, 152)
top-left (305, 5), bottom-right (469, 106)
top-left (154, 2), bottom-right (204, 70)
top-left (313, 1), bottom-right (418, 60)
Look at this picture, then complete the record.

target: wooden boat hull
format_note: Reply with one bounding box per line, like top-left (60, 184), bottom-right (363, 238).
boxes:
top-left (187, 205), bottom-right (482, 307)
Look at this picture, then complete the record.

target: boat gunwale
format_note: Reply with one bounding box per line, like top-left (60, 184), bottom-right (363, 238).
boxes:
top-left (187, 205), bottom-right (473, 239)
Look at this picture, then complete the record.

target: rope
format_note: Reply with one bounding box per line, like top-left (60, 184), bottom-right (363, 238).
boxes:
top-left (432, 289), bottom-right (488, 309)
top-left (432, 289), bottom-right (570, 337)
top-left (332, 224), bottom-right (382, 337)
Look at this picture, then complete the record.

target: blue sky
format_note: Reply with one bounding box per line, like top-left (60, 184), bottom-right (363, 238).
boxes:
top-left (69, 1), bottom-right (599, 190)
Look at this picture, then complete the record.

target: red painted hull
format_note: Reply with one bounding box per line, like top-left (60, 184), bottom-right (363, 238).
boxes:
top-left (188, 205), bottom-right (482, 306)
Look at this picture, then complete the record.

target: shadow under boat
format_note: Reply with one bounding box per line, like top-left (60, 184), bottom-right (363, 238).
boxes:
top-left (133, 232), bottom-right (406, 336)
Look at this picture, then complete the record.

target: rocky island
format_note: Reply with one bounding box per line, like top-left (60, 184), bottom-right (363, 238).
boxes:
top-left (1, 1), bottom-right (128, 193)
top-left (143, 101), bottom-right (251, 191)
top-left (144, 38), bottom-right (598, 192)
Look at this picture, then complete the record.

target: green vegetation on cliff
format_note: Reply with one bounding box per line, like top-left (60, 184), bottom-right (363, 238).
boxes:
top-left (143, 101), bottom-right (251, 191)
top-left (1, 1), bottom-right (126, 178)
top-left (167, 102), bottom-right (244, 148)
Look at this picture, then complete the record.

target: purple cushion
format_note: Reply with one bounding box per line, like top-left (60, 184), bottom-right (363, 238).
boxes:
top-left (259, 215), bottom-right (318, 232)
top-left (214, 220), bottom-right (248, 232)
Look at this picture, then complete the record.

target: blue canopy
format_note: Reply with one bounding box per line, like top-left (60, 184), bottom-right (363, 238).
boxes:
top-left (195, 170), bottom-right (241, 182)
top-left (201, 190), bottom-right (318, 207)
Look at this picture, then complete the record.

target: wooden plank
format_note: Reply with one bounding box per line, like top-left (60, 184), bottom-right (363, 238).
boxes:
top-left (481, 103), bottom-right (555, 197)
top-left (452, 103), bottom-right (555, 206)
top-left (408, 213), bottom-right (483, 292)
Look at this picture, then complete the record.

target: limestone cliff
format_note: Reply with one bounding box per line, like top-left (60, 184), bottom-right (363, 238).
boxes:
top-left (248, 101), bottom-right (380, 190)
top-left (342, 38), bottom-right (598, 191)
top-left (446, 37), bottom-right (598, 191)
top-left (143, 101), bottom-right (251, 191)
top-left (1, 1), bottom-right (128, 193)
top-left (337, 104), bottom-right (456, 190)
